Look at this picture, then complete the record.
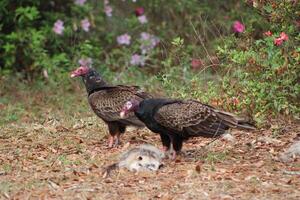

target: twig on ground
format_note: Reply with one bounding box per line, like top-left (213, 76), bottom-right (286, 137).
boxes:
top-left (283, 170), bottom-right (300, 175)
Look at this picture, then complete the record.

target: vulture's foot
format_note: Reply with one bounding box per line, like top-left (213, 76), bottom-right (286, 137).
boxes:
top-left (164, 149), bottom-right (180, 160)
top-left (108, 135), bottom-right (114, 148)
top-left (108, 135), bottom-right (121, 148)
top-left (171, 151), bottom-right (177, 160)
top-left (113, 135), bottom-right (120, 147)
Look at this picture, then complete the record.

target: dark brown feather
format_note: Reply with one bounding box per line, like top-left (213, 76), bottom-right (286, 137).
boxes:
top-left (73, 67), bottom-right (154, 147)
top-left (89, 85), bottom-right (150, 126)
top-left (153, 100), bottom-right (254, 137)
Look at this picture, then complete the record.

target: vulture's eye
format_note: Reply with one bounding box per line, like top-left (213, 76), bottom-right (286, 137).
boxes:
top-left (138, 156), bottom-right (143, 161)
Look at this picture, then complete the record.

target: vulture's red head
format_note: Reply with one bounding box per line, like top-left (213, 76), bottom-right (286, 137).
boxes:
top-left (70, 66), bottom-right (90, 78)
top-left (120, 99), bottom-right (140, 118)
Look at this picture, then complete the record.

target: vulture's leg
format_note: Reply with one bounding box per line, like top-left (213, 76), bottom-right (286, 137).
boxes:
top-left (159, 133), bottom-right (171, 152)
top-left (108, 135), bottom-right (114, 148)
top-left (170, 135), bottom-right (183, 159)
top-left (113, 124), bottom-right (126, 147)
top-left (112, 135), bottom-right (120, 147)
top-left (172, 136), bottom-right (183, 152)
top-left (107, 122), bottom-right (120, 148)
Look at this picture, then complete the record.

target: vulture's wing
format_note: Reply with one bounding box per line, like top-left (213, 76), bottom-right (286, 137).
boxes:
top-left (89, 86), bottom-right (150, 126)
top-left (153, 100), bottom-right (243, 137)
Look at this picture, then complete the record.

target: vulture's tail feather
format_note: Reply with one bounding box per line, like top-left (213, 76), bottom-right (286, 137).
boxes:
top-left (215, 110), bottom-right (256, 130)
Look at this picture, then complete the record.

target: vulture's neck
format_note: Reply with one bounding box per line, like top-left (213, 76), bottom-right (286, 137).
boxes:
top-left (82, 70), bottom-right (110, 95)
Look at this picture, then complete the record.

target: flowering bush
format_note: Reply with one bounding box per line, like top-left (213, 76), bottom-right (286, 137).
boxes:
top-left (0, 0), bottom-right (165, 78)
top-left (215, 0), bottom-right (300, 123)
top-left (0, 0), bottom-right (299, 122)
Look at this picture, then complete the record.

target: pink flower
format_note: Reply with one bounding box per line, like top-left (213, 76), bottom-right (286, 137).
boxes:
top-left (232, 21), bottom-right (245, 33)
top-left (74, 0), bottom-right (86, 6)
top-left (81, 18), bottom-right (91, 32)
top-left (274, 38), bottom-right (283, 46)
top-left (191, 59), bottom-right (204, 70)
top-left (130, 54), bottom-right (145, 66)
top-left (104, 5), bottom-right (113, 17)
top-left (117, 33), bottom-right (131, 45)
top-left (263, 31), bottom-right (272, 37)
top-left (232, 97), bottom-right (239, 106)
top-left (53, 20), bottom-right (64, 35)
top-left (78, 57), bottom-right (93, 67)
top-left (138, 15), bottom-right (148, 24)
top-left (135, 7), bottom-right (144, 16)
top-left (151, 36), bottom-right (160, 47)
top-left (140, 32), bottom-right (151, 40)
top-left (279, 32), bottom-right (288, 41)
top-left (139, 32), bottom-right (159, 54)
top-left (274, 32), bottom-right (288, 46)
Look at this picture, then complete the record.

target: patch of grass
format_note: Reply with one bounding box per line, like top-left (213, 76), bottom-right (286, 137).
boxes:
top-left (58, 154), bottom-right (71, 165)
top-left (271, 125), bottom-right (286, 138)
top-left (0, 103), bottom-right (26, 125)
top-left (75, 144), bottom-right (84, 154)
top-left (248, 176), bottom-right (261, 186)
top-left (57, 154), bottom-right (83, 166)
top-left (0, 96), bottom-right (9, 104)
top-left (0, 77), bottom-right (91, 127)
top-left (73, 160), bottom-right (83, 165)
top-left (205, 151), bottom-right (228, 164)
top-left (0, 181), bottom-right (11, 194)
top-left (63, 139), bottom-right (75, 146)
top-left (2, 164), bottom-right (12, 174)
top-left (223, 182), bottom-right (234, 191)
top-left (24, 180), bottom-right (45, 190)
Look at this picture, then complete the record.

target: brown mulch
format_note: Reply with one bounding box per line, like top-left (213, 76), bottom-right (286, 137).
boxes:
top-left (0, 118), bottom-right (299, 200)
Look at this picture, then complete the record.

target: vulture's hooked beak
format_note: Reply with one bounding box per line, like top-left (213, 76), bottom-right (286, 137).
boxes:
top-left (120, 110), bottom-right (126, 118)
top-left (70, 66), bottom-right (90, 78)
top-left (120, 100), bottom-right (135, 118)
top-left (70, 70), bottom-right (79, 78)
top-left (70, 73), bottom-right (76, 78)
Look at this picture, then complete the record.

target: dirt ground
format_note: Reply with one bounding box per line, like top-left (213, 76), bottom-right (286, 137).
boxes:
top-left (0, 115), bottom-right (299, 199)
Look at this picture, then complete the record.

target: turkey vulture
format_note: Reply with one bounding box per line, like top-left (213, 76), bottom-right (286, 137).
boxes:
top-left (70, 66), bottom-right (152, 148)
top-left (120, 98), bottom-right (255, 158)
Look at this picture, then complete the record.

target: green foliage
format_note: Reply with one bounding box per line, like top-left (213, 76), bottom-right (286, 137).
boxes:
top-left (15, 6), bottom-right (40, 24)
top-left (205, 151), bottom-right (228, 164)
top-left (214, 1), bottom-right (300, 123)
top-left (0, 0), bottom-right (299, 124)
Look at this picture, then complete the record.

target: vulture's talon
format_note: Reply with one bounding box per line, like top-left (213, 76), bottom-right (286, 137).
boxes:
top-left (171, 151), bottom-right (177, 160)
top-left (108, 136), bottom-right (114, 148)
top-left (164, 149), bottom-right (176, 160)
top-left (113, 136), bottom-right (120, 147)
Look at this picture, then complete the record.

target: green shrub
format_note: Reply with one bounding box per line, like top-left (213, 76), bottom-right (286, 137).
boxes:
top-left (215, 1), bottom-right (300, 123)
top-left (0, 0), bottom-right (299, 123)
